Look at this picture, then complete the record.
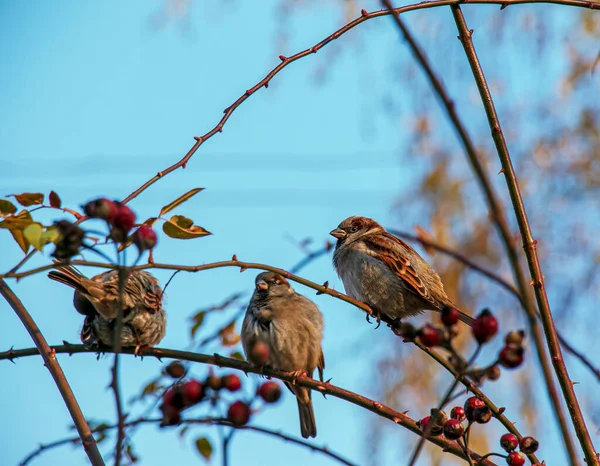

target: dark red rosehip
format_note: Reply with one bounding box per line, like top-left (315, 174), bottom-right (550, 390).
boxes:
top-left (162, 387), bottom-right (184, 410)
top-left (109, 203), bottom-right (136, 241)
top-left (505, 330), bottom-right (525, 346)
top-left (83, 198), bottom-right (117, 221)
top-left (222, 374), bottom-right (242, 392)
top-left (519, 436), bottom-right (539, 454)
top-left (417, 416), bottom-right (443, 436)
top-left (500, 433), bottom-right (519, 452)
top-left (441, 306), bottom-right (460, 326)
top-left (227, 400), bottom-right (251, 426)
top-left (464, 396), bottom-right (485, 422)
top-left (486, 364), bottom-right (501, 381)
top-left (418, 324), bottom-right (441, 347)
top-left (506, 451), bottom-right (526, 466)
top-left (499, 345), bottom-right (524, 369)
top-left (160, 403), bottom-right (181, 426)
top-left (450, 406), bottom-right (466, 422)
top-left (394, 322), bottom-right (418, 339)
top-left (164, 361), bottom-right (186, 379)
top-left (258, 381), bottom-right (282, 403)
top-left (52, 220), bottom-right (85, 259)
top-left (473, 405), bottom-right (492, 424)
top-left (181, 379), bottom-right (204, 405)
top-left (472, 309), bottom-right (499, 344)
top-left (249, 341), bottom-right (270, 366)
top-left (443, 418), bottom-right (465, 440)
top-left (132, 225), bottom-right (157, 251)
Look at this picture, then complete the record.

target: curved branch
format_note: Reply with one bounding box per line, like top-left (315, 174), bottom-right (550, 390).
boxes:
top-left (0, 280), bottom-right (105, 466)
top-left (451, 5), bottom-right (596, 464)
top-left (20, 417), bottom-right (358, 466)
top-left (3, 345), bottom-right (495, 465)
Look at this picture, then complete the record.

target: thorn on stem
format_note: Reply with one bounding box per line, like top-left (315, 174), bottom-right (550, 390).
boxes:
top-left (361, 9), bottom-right (368, 16)
top-left (316, 281), bottom-right (329, 295)
top-left (231, 254), bottom-right (238, 261)
top-left (500, 3), bottom-right (508, 9)
top-left (279, 55), bottom-right (286, 61)
top-left (194, 136), bottom-right (203, 142)
top-left (498, 168), bottom-right (505, 175)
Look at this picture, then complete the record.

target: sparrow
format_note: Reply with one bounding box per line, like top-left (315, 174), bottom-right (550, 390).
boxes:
top-left (48, 264), bottom-right (166, 352)
top-left (331, 216), bottom-right (473, 326)
top-left (241, 272), bottom-right (325, 439)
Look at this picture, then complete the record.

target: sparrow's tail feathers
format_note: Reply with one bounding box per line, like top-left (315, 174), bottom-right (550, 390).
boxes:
top-left (48, 265), bottom-right (88, 296)
top-left (297, 399), bottom-right (317, 439)
top-left (80, 315), bottom-right (97, 346)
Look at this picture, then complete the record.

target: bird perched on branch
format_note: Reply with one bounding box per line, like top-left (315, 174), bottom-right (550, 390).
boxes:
top-left (241, 272), bottom-right (325, 439)
top-left (48, 264), bottom-right (166, 352)
top-left (331, 216), bottom-right (473, 326)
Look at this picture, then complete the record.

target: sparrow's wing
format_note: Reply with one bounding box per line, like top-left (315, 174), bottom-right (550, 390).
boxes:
top-left (361, 232), bottom-right (437, 306)
top-left (317, 350), bottom-right (325, 382)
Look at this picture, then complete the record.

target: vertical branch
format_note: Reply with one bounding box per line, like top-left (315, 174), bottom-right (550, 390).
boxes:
top-left (379, 1), bottom-right (579, 461)
top-left (450, 5), bottom-right (597, 465)
top-left (0, 279), bottom-right (105, 466)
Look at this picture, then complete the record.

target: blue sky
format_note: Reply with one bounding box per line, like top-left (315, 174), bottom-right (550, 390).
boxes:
top-left (0, 1), bottom-right (594, 465)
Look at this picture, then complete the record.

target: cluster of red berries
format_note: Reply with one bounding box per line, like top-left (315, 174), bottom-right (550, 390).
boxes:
top-left (83, 198), bottom-right (157, 251)
top-left (498, 330), bottom-right (525, 369)
top-left (500, 433), bottom-right (539, 465)
top-left (418, 396), bottom-right (492, 441)
top-left (160, 362), bottom-right (282, 427)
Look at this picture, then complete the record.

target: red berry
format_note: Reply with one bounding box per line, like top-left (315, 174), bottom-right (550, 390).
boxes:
top-left (473, 405), bottom-right (492, 424)
top-left (160, 403), bottom-right (181, 426)
top-left (250, 341), bottom-right (270, 366)
top-left (505, 330), bottom-right (525, 346)
top-left (500, 433), bottom-right (519, 452)
top-left (418, 324), bottom-right (441, 347)
top-left (222, 374), bottom-right (242, 392)
top-left (506, 451), bottom-right (526, 466)
top-left (451, 406), bottom-right (466, 422)
top-left (464, 396), bottom-right (485, 422)
top-left (110, 203), bottom-right (136, 241)
top-left (472, 309), bottom-right (498, 344)
top-left (443, 418), bottom-right (465, 440)
top-left (499, 345), bottom-right (524, 369)
top-left (486, 364), bottom-right (501, 381)
top-left (441, 306), bottom-right (460, 326)
top-left (164, 361), bottom-right (186, 379)
top-left (132, 225), bottom-right (157, 251)
top-left (181, 379), bottom-right (204, 405)
top-left (227, 400), bottom-right (251, 426)
top-left (258, 381), bottom-right (282, 403)
top-left (162, 387), bottom-right (184, 410)
top-left (417, 416), bottom-right (443, 436)
top-left (83, 198), bottom-right (117, 221)
top-left (519, 436), bottom-right (539, 454)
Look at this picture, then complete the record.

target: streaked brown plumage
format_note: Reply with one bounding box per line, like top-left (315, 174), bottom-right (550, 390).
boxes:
top-left (331, 216), bottom-right (473, 326)
top-left (241, 272), bottom-right (325, 439)
top-left (48, 265), bottom-right (166, 349)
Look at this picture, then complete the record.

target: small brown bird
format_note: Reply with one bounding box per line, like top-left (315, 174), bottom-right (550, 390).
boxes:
top-left (331, 216), bottom-right (473, 325)
top-left (241, 272), bottom-right (325, 439)
top-left (48, 264), bottom-right (166, 352)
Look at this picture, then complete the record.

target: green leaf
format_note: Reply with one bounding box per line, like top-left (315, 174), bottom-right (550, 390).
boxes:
top-left (163, 215), bottom-right (211, 240)
top-left (230, 351), bottom-right (245, 361)
top-left (41, 226), bottom-right (60, 245)
top-left (0, 200), bottom-right (17, 215)
top-left (190, 311), bottom-right (206, 338)
top-left (195, 437), bottom-right (213, 461)
top-left (23, 223), bottom-right (44, 251)
top-left (0, 210), bottom-right (34, 230)
top-left (9, 228), bottom-right (29, 254)
top-left (49, 191), bottom-right (61, 208)
top-left (159, 188), bottom-right (204, 216)
top-left (8, 192), bottom-right (44, 207)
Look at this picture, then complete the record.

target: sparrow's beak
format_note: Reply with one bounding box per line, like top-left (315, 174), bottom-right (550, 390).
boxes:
top-left (329, 228), bottom-right (347, 239)
top-left (256, 280), bottom-right (268, 291)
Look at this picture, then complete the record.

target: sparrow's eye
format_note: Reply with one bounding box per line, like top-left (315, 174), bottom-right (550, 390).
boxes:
top-left (349, 225), bottom-right (358, 233)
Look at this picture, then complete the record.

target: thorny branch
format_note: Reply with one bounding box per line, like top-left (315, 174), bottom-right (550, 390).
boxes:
top-left (3, 345), bottom-right (496, 465)
top-left (0, 280), bottom-right (105, 466)
top-left (451, 4), bottom-right (597, 464)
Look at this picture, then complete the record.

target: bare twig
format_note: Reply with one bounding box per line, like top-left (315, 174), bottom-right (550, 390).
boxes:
top-left (451, 5), bottom-right (597, 464)
top-left (0, 280), bottom-right (105, 466)
top-left (379, 1), bottom-right (580, 460)
top-left (20, 417), bottom-right (359, 466)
